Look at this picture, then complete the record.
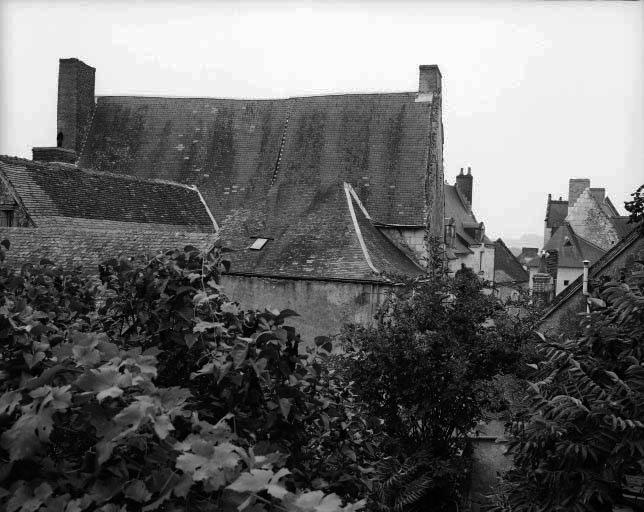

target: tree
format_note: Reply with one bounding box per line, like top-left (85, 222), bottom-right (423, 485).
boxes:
top-left (343, 264), bottom-right (539, 511)
top-left (497, 264), bottom-right (644, 511)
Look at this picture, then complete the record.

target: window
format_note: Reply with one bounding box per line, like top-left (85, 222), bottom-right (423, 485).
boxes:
top-left (479, 251), bottom-right (484, 271)
top-left (563, 280), bottom-right (570, 286)
top-left (249, 238), bottom-right (268, 250)
top-left (0, 210), bottom-right (14, 227)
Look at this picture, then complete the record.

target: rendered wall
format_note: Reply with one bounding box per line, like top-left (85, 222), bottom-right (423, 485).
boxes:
top-left (221, 274), bottom-right (387, 340)
top-left (556, 267), bottom-right (583, 295)
top-left (448, 245), bottom-right (495, 282)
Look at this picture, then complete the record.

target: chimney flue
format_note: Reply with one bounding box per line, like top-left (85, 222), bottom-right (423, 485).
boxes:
top-left (455, 166), bottom-right (473, 205)
top-left (418, 65), bottom-right (442, 94)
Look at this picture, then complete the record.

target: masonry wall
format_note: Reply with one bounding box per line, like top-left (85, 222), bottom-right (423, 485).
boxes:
top-left (448, 244), bottom-right (495, 282)
top-left (566, 188), bottom-right (620, 250)
top-left (221, 274), bottom-right (387, 340)
top-left (556, 267), bottom-right (583, 295)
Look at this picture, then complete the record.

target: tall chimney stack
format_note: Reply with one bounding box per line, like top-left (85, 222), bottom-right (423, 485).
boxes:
top-left (57, 58), bottom-right (96, 154)
top-left (418, 65), bottom-right (442, 95)
top-left (568, 178), bottom-right (590, 208)
top-left (455, 166), bottom-right (473, 205)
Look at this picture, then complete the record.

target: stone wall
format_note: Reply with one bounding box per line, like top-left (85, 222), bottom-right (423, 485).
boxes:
top-left (221, 274), bottom-right (387, 340)
top-left (566, 188), bottom-right (620, 250)
top-left (57, 58), bottom-right (96, 153)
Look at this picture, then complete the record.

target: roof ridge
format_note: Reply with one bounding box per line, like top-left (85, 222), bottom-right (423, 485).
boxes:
top-left (96, 91), bottom-right (418, 102)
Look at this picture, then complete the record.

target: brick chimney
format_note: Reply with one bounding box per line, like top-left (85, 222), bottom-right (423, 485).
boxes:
top-left (568, 178), bottom-right (590, 207)
top-left (57, 58), bottom-right (95, 154)
top-left (455, 166), bottom-right (473, 205)
top-left (418, 65), bottom-right (442, 94)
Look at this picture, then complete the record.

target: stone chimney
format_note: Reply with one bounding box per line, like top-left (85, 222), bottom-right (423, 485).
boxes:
top-left (590, 187), bottom-right (606, 204)
top-left (57, 58), bottom-right (95, 154)
top-left (418, 65), bottom-right (442, 94)
top-left (568, 178), bottom-right (590, 207)
top-left (455, 166), bottom-right (473, 205)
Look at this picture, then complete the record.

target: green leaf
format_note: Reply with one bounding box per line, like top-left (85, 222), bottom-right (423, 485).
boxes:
top-left (124, 480), bottom-right (152, 503)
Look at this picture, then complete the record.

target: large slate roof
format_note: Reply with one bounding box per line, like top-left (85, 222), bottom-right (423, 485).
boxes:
top-left (0, 156), bottom-right (214, 231)
top-left (545, 199), bottom-right (568, 229)
top-left (217, 182), bottom-right (424, 282)
top-left (78, 93), bottom-right (434, 226)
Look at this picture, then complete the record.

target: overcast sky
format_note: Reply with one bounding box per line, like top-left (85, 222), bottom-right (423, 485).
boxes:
top-left (1, 0), bottom-right (642, 240)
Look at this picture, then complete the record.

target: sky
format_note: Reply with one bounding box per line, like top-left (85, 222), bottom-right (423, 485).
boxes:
top-left (0, 0), bottom-right (642, 240)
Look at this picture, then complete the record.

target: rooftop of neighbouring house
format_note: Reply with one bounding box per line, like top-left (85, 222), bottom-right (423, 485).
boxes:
top-left (0, 155), bottom-right (215, 231)
top-left (444, 183), bottom-right (492, 256)
top-left (494, 238), bottom-right (530, 284)
top-left (543, 222), bottom-right (606, 268)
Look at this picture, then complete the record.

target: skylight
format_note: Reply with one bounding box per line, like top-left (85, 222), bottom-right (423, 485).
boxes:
top-left (249, 238), bottom-right (268, 250)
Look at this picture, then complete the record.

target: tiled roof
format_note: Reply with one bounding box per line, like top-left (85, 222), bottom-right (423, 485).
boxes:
top-left (543, 223), bottom-right (605, 268)
top-left (0, 226), bottom-right (215, 276)
top-left (445, 184), bottom-right (491, 253)
top-left (612, 216), bottom-right (636, 239)
top-left (216, 182), bottom-right (423, 282)
top-left (494, 238), bottom-right (529, 284)
top-left (0, 156), bottom-right (214, 231)
top-left (78, 93), bottom-right (435, 226)
top-left (545, 199), bottom-right (568, 229)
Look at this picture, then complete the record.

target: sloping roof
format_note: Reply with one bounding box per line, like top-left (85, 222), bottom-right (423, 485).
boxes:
top-left (444, 183), bottom-right (491, 255)
top-left (612, 216), bottom-right (636, 239)
top-left (216, 182), bottom-right (423, 282)
top-left (0, 156), bottom-right (214, 231)
top-left (541, 227), bottom-right (644, 320)
top-left (494, 238), bottom-right (529, 284)
top-left (79, 93), bottom-right (435, 226)
top-left (545, 199), bottom-right (568, 229)
top-left (0, 226), bottom-right (214, 276)
top-left (543, 222), bottom-right (605, 268)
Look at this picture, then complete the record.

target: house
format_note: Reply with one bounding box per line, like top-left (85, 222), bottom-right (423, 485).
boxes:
top-left (493, 238), bottom-right (529, 300)
top-left (13, 58), bottom-right (444, 338)
top-left (444, 167), bottom-right (495, 281)
top-left (539, 226), bottom-right (644, 334)
top-left (516, 247), bottom-right (541, 291)
top-left (0, 155), bottom-right (216, 271)
top-left (538, 178), bottom-right (633, 298)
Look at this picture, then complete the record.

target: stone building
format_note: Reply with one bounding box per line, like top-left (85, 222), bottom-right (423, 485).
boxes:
top-left (444, 167), bottom-right (496, 281)
top-left (537, 178), bottom-right (633, 298)
top-left (4, 58), bottom-right (447, 338)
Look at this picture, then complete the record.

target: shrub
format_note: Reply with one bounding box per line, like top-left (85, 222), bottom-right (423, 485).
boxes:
top-left (0, 242), bottom-right (366, 512)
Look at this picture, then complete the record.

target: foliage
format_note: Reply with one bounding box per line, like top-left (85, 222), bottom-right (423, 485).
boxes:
top-left (497, 264), bottom-right (644, 511)
top-left (624, 184), bottom-right (644, 232)
top-left (0, 240), bottom-right (366, 512)
top-left (343, 263), bottom-right (540, 511)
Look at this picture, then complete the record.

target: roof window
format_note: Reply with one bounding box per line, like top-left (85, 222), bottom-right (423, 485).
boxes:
top-left (249, 238), bottom-right (269, 250)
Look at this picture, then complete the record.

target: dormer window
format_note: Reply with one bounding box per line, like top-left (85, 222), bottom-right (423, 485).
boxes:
top-left (0, 208), bottom-right (14, 227)
top-left (249, 238), bottom-right (269, 250)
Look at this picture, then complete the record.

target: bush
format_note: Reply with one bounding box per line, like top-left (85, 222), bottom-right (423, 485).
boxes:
top-left (498, 266), bottom-right (644, 511)
top-left (343, 265), bottom-right (539, 511)
top-left (0, 242), bottom-right (366, 512)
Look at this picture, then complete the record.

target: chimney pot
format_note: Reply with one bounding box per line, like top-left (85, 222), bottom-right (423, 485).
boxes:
top-left (467, 166), bottom-right (471, 175)
top-left (455, 167), bottom-right (473, 205)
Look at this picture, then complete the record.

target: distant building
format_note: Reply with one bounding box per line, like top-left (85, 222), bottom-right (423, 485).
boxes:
top-left (493, 238), bottom-right (529, 300)
top-left (444, 167), bottom-right (496, 281)
top-left (539, 226), bottom-right (644, 333)
top-left (535, 178), bottom-right (634, 300)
